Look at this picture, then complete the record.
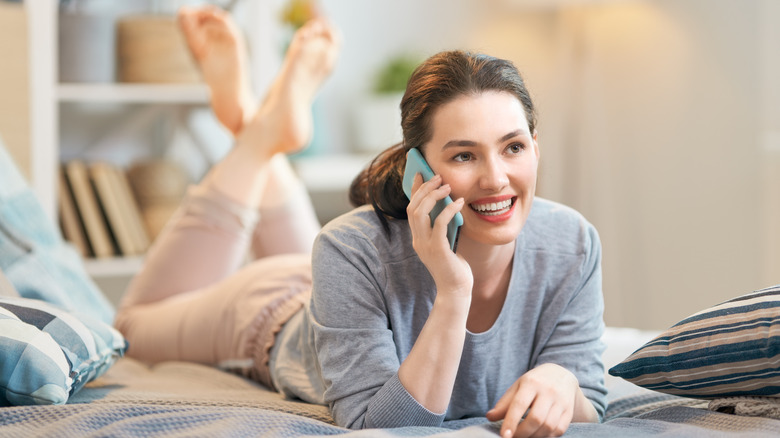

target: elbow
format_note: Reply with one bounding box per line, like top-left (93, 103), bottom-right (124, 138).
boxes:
top-left (330, 404), bottom-right (367, 431)
top-left (572, 401), bottom-right (601, 424)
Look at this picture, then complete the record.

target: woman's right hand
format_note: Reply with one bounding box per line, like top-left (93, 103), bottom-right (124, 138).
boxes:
top-left (399, 173), bottom-right (473, 415)
top-left (406, 173), bottom-right (473, 299)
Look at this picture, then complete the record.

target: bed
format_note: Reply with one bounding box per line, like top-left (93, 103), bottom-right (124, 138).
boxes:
top-left (0, 326), bottom-right (777, 437)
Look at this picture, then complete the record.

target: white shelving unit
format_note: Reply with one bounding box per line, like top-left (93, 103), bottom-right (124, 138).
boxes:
top-left (27, 0), bottom-right (58, 225)
top-left (58, 83), bottom-right (210, 103)
top-left (25, 0), bottom-right (276, 283)
top-left (60, 84), bottom-right (209, 278)
top-left (84, 256), bottom-right (145, 278)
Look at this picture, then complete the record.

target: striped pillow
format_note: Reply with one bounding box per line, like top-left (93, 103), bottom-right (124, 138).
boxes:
top-left (609, 285), bottom-right (780, 399)
top-left (0, 297), bottom-right (127, 406)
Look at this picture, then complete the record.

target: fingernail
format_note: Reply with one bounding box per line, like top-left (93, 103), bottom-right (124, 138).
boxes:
top-left (503, 430), bottom-right (512, 438)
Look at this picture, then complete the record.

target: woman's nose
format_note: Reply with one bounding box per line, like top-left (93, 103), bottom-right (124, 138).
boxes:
top-left (479, 158), bottom-right (509, 191)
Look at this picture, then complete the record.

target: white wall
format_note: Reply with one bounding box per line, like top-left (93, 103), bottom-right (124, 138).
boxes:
top-left (565, 1), bottom-right (766, 329)
top-left (476, 0), bottom-right (778, 329)
top-left (758, 0), bottom-right (780, 299)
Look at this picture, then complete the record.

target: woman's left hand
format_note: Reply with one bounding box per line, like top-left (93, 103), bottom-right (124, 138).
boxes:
top-left (485, 363), bottom-right (579, 438)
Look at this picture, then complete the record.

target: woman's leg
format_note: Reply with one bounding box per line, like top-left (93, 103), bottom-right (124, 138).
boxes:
top-left (121, 10), bottom-right (339, 307)
top-left (179, 5), bottom-right (324, 257)
top-left (116, 252), bottom-right (312, 389)
top-left (250, 155), bottom-right (321, 257)
top-left (177, 5), bottom-right (256, 137)
top-left (115, 12), bottom-right (340, 373)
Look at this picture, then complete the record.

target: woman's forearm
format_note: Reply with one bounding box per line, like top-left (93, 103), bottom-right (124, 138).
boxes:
top-left (397, 293), bottom-right (471, 414)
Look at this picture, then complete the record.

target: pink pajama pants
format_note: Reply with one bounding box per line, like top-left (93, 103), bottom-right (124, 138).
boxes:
top-left (114, 173), bottom-right (320, 389)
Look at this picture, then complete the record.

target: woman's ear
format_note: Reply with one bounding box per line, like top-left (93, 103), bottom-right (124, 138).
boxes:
top-left (532, 130), bottom-right (540, 161)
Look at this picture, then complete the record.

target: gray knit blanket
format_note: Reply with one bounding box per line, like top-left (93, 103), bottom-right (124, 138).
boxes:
top-left (0, 358), bottom-right (778, 437)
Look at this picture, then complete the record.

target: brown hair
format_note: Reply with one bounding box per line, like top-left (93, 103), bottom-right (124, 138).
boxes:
top-left (349, 50), bottom-right (537, 232)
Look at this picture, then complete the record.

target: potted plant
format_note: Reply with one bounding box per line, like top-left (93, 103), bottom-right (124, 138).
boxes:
top-left (353, 54), bottom-right (420, 153)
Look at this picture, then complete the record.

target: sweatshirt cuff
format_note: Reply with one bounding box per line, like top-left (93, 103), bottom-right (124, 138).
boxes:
top-left (364, 373), bottom-right (447, 429)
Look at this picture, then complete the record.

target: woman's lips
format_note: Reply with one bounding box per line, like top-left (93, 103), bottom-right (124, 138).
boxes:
top-left (469, 196), bottom-right (517, 222)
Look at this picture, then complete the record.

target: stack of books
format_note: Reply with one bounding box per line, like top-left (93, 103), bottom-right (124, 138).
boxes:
top-left (59, 160), bottom-right (151, 259)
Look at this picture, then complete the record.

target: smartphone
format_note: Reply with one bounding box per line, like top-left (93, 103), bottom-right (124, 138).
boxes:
top-left (402, 148), bottom-right (464, 252)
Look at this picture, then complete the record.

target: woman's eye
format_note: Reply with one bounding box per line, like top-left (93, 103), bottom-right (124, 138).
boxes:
top-left (507, 143), bottom-right (526, 154)
top-left (453, 152), bottom-right (472, 162)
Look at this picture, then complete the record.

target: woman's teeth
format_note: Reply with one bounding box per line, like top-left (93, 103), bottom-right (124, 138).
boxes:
top-left (470, 199), bottom-right (513, 216)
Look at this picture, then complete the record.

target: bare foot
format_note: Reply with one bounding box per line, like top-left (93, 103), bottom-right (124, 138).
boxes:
top-left (177, 5), bottom-right (256, 136)
top-left (240, 17), bottom-right (342, 156)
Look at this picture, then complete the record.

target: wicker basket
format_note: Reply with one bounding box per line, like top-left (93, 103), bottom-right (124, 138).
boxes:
top-left (126, 159), bottom-right (190, 240)
top-left (116, 15), bottom-right (201, 83)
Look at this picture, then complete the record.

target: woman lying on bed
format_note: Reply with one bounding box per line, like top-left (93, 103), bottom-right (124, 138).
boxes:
top-left (114, 6), bottom-right (606, 438)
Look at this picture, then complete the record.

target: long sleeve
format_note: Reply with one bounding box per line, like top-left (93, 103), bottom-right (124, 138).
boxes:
top-left (308, 220), bottom-right (445, 428)
top-left (531, 221), bottom-right (607, 419)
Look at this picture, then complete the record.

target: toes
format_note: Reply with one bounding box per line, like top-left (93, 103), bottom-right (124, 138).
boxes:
top-left (289, 18), bottom-right (342, 71)
top-left (177, 7), bottom-right (196, 32)
top-left (177, 5), bottom-right (227, 33)
top-left (300, 17), bottom-right (339, 43)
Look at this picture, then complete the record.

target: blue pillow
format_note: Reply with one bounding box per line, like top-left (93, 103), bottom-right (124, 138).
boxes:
top-left (0, 296), bottom-right (127, 406)
top-left (0, 138), bottom-right (114, 324)
top-left (609, 285), bottom-right (780, 399)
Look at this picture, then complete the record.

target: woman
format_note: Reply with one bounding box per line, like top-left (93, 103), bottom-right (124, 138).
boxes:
top-left (301, 53), bottom-right (606, 436)
top-left (115, 6), bottom-right (606, 438)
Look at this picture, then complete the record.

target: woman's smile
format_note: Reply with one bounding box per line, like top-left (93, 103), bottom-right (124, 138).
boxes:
top-left (469, 196), bottom-right (517, 222)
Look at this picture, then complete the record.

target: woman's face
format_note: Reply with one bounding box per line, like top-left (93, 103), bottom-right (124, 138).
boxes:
top-left (422, 91), bottom-right (539, 247)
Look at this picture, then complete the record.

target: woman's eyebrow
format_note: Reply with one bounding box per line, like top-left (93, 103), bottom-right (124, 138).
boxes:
top-left (498, 129), bottom-right (528, 142)
top-left (442, 139), bottom-right (478, 149)
top-left (441, 129), bottom-right (530, 150)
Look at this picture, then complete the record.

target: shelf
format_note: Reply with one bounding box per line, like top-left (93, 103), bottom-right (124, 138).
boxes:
top-left (22, 1), bottom-right (277, 301)
top-left (293, 153), bottom-right (375, 192)
top-left (58, 83), bottom-right (210, 104)
top-left (292, 153), bottom-right (375, 224)
top-left (84, 255), bottom-right (145, 278)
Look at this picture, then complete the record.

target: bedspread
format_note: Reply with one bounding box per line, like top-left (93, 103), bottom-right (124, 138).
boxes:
top-left (1, 357), bottom-right (778, 437)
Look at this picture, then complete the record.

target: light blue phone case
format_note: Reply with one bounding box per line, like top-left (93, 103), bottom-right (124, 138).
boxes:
top-left (402, 148), bottom-right (464, 252)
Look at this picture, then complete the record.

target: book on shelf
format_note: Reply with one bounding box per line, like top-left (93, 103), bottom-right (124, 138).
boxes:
top-left (101, 162), bottom-right (150, 255)
top-left (64, 160), bottom-right (115, 258)
top-left (57, 166), bottom-right (90, 257)
top-left (60, 160), bottom-right (153, 259)
top-left (90, 162), bottom-right (138, 256)
top-left (109, 163), bottom-right (151, 255)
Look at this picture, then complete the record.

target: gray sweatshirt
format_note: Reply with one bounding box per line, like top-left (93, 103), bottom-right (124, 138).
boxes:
top-left (270, 197), bottom-right (607, 429)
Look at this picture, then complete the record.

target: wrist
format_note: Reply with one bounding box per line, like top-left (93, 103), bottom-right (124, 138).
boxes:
top-left (432, 275), bottom-right (473, 299)
top-left (432, 292), bottom-right (471, 319)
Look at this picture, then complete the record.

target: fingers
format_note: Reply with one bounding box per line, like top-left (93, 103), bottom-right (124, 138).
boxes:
top-left (406, 174), bottom-right (462, 248)
top-left (408, 172), bottom-right (425, 201)
top-left (432, 197), bottom-right (464, 231)
top-left (488, 375), bottom-right (574, 438)
top-left (406, 174), bottom-right (447, 226)
top-left (498, 399), bottom-right (568, 438)
top-left (486, 381), bottom-right (517, 421)
top-left (499, 392), bottom-right (534, 438)
top-left (515, 399), bottom-right (553, 438)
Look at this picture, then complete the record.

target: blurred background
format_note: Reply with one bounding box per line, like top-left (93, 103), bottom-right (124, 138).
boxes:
top-left (1, 0), bottom-right (779, 330)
